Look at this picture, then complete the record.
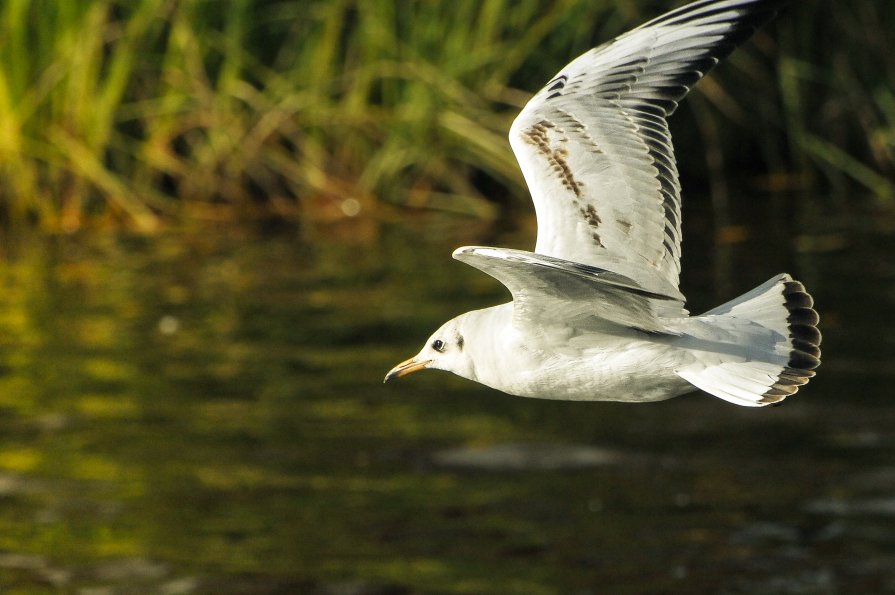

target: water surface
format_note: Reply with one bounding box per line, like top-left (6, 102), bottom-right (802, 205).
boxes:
top-left (0, 197), bottom-right (893, 594)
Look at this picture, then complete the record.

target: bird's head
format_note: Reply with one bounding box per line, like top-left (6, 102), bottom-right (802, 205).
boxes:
top-left (384, 314), bottom-right (476, 383)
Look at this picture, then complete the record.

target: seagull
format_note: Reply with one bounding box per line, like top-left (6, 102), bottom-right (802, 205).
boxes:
top-left (384, 0), bottom-right (820, 407)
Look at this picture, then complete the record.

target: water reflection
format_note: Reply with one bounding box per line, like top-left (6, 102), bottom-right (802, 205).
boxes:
top-left (0, 199), bottom-right (892, 593)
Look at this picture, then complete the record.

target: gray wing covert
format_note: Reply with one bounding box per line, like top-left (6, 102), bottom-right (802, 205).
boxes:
top-left (453, 246), bottom-right (684, 334)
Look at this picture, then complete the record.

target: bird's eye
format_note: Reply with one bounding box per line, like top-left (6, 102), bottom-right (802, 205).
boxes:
top-left (431, 339), bottom-right (445, 353)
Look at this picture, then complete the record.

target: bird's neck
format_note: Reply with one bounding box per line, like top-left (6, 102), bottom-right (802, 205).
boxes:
top-left (462, 303), bottom-right (519, 388)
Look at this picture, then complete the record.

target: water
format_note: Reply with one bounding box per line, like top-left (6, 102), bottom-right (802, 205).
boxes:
top-left (0, 197), bottom-right (893, 594)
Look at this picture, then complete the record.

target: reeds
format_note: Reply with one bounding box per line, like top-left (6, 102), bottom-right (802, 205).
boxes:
top-left (0, 0), bottom-right (891, 231)
top-left (776, 0), bottom-right (895, 204)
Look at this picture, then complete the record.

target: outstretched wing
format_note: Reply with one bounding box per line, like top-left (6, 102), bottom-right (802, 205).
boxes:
top-left (510, 0), bottom-right (785, 293)
top-left (453, 246), bottom-right (684, 333)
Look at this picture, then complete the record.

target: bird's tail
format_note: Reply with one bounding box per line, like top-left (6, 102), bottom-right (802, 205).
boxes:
top-left (674, 274), bottom-right (821, 407)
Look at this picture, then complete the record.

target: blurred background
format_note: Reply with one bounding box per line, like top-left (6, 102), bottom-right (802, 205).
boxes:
top-left (0, 0), bottom-right (893, 593)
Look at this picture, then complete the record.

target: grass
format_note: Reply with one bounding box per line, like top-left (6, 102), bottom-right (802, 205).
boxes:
top-left (776, 1), bottom-right (895, 203)
top-left (0, 0), bottom-right (892, 231)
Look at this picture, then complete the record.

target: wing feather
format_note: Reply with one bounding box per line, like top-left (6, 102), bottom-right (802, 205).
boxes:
top-left (453, 246), bottom-right (684, 333)
top-left (509, 0), bottom-right (785, 292)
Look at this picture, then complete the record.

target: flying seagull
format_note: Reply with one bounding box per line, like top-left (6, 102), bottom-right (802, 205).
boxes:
top-left (385, 0), bottom-right (820, 406)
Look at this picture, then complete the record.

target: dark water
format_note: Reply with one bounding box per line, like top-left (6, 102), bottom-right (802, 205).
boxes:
top-left (0, 196), bottom-right (893, 594)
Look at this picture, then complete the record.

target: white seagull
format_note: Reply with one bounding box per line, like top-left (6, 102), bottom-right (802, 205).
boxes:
top-left (385, 0), bottom-right (820, 406)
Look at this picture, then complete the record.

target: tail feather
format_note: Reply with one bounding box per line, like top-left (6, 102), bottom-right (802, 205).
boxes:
top-left (675, 274), bottom-right (821, 407)
top-left (766, 278), bottom-right (821, 402)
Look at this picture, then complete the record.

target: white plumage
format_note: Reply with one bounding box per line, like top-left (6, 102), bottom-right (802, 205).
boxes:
top-left (385, 0), bottom-right (820, 407)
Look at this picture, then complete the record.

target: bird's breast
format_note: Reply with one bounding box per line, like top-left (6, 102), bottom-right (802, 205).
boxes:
top-left (485, 334), bottom-right (690, 403)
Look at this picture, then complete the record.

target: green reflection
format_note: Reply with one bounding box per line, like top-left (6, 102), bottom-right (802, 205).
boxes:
top-left (0, 207), bottom-right (892, 593)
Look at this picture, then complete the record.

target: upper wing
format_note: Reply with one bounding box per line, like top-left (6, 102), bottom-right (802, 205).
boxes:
top-left (453, 246), bottom-right (684, 334)
top-left (510, 0), bottom-right (785, 293)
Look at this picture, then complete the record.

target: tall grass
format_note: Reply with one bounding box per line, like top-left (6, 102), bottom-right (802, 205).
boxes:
top-left (0, 0), bottom-right (891, 231)
top-left (777, 1), bottom-right (895, 204)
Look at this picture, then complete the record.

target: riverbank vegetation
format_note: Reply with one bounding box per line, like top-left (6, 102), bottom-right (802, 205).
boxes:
top-left (0, 0), bottom-right (891, 232)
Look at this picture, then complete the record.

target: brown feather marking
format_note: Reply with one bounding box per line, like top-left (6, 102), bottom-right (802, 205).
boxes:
top-left (522, 121), bottom-right (584, 198)
top-left (579, 204), bottom-right (603, 247)
top-left (580, 204), bottom-right (601, 228)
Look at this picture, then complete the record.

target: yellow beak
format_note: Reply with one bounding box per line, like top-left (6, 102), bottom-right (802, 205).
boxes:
top-left (383, 357), bottom-right (431, 383)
